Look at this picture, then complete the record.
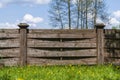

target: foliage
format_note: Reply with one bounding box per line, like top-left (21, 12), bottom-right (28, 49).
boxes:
top-left (0, 65), bottom-right (120, 80)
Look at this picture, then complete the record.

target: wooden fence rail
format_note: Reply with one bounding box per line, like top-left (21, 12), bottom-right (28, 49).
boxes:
top-left (0, 23), bottom-right (120, 66)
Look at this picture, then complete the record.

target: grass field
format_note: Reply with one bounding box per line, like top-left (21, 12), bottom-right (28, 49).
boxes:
top-left (0, 65), bottom-right (120, 80)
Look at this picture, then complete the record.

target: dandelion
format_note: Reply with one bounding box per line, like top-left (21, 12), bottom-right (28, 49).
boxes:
top-left (16, 78), bottom-right (24, 80)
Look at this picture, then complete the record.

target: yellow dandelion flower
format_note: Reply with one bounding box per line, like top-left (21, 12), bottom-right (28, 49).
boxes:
top-left (16, 78), bottom-right (24, 80)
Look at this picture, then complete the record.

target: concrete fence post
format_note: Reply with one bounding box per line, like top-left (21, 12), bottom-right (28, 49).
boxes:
top-left (96, 23), bottom-right (105, 65)
top-left (18, 23), bottom-right (29, 66)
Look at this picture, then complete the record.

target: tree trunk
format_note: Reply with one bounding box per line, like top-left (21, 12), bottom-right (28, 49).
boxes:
top-left (68, 0), bottom-right (71, 29)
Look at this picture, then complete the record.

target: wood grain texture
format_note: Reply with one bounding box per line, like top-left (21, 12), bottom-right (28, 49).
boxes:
top-left (28, 38), bottom-right (96, 43)
top-left (0, 58), bottom-right (19, 66)
top-left (0, 33), bottom-right (19, 38)
top-left (0, 29), bottom-right (19, 33)
top-left (27, 58), bottom-right (97, 65)
top-left (29, 29), bottom-right (96, 34)
top-left (28, 33), bottom-right (96, 39)
top-left (19, 28), bottom-right (27, 66)
top-left (28, 42), bottom-right (96, 48)
top-left (105, 29), bottom-right (120, 39)
top-left (97, 29), bottom-right (104, 64)
top-left (104, 57), bottom-right (120, 65)
top-left (0, 39), bottom-right (19, 47)
top-left (0, 48), bottom-right (19, 57)
top-left (27, 48), bottom-right (97, 57)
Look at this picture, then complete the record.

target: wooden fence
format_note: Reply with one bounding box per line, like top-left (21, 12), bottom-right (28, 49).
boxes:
top-left (0, 23), bottom-right (120, 66)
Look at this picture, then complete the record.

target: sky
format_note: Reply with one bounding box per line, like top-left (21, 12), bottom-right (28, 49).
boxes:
top-left (0, 0), bottom-right (120, 29)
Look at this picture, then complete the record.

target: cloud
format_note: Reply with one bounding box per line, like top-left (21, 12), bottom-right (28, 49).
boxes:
top-left (0, 2), bottom-right (3, 8)
top-left (0, 0), bottom-right (51, 8)
top-left (0, 22), bottom-right (18, 29)
top-left (34, 0), bottom-right (51, 4)
top-left (0, 14), bottom-right (44, 29)
top-left (113, 10), bottom-right (120, 18)
top-left (109, 18), bottom-right (120, 25)
top-left (22, 14), bottom-right (44, 28)
top-left (23, 14), bottom-right (43, 23)
top-left (96, 18), bottom-right (104, 24)
top-left (107, 10), bottom-right (120, 29)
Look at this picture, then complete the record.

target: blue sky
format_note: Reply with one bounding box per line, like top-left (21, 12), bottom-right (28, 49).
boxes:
top-left (0, 0), bottom-right (120, 29)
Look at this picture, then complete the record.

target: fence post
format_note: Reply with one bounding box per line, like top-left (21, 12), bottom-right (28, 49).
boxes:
top-left (96, 23), bottom-right (105, 65)
top-left (18, 23), bottom-right (29, 66)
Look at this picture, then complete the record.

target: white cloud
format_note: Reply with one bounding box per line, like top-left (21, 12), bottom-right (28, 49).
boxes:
top-left (0, 22), bottom-right (18, 29)
top-left (107, 10), bottom-right (120, 29)
top-left (96, 18), bottom-right (104, 24)
top-left (23, 14), bottom-right (43, 23)
top-left (0, 14), bottom-right (44, 29)
top-left (113, 10), bottom-right (120, 18)
top-left (0, 2), bottom-right (3, 8)
top-left (0, 0), bottom-right (51, 8)
top-left (109, 18), bottom-right (120, 25)
top-left (34, 0), bottom-right (51, 4)
top-left (22, 14), bottom-right (44, 28)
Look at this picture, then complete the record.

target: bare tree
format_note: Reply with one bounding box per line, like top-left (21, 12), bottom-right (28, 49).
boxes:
top-left (49, 0), bottom-right (108, 29)
top-left (49, 0), bottom-right (64, 29)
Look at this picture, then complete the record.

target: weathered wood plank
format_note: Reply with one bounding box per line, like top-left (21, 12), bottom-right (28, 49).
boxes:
top-left (105, 29), bottom-right (120, 34)
top-left (28, 42), bottom-right (96, 48)
top-left (0, 58), bottom-right (19, 66)
top-left (96, 24), bottom-right (105, 64)
top-left (104, 57), bottom-right (120, 65)
top-left (28, 33), bottom-right (96, 39)
top-left (18, 23), bottom-right (28, 66)
top-left (112, 59), bottom-right (120, 65)
top-left (27, 49), bottom-right (97, 57)
top-left (105, 35), bottom-right (120, 39)
top-left (0, 29), bottom-right (19, 33)
top-left (105, 49), bottom-right (120, 57)
top-left (28, 38), bottom-right (96, 43)
top-left (0, 39), bottom-right (19, 47)
top-left (0, 48), bottom-right (19, 57)
top-left (29, 29), bottom-right (96, 34)
top-left (0, 33), bottom-right (19, 38)
top-left (27, 58), bottom-right (97, 65)
top-left (105, 43), bottom-right (120, 49)
top-left (105, 29), bottom-right (120, 39)
top-left (105, 39), bottom-right (120, 43)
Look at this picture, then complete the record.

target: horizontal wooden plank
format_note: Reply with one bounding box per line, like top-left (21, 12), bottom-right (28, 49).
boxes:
top-left (105, 49), bottom-right (120, 58)
top-left (104, 29), bottom-right (120, 39)
top-left (28, 33), bottom-right (96, 39)
top-left (0, 58), bottom-right (19, 66)
top-left (105, 54), bottom-right (120, 58)
top-left (105, 34), bottom-right (120, 40)
top-left (105, 29), bottom-right (120, 34)
top-left (0, 48), bottom-right (19, 57)
top-left (0, 29), bottom-right (19, 33)
top-left (28, 42), bottom-right (96, 48)
top-left (29, 29), bottom-right (96, 34)
top-left (0, 39), bottom-right (19, 47)
top-left (27, 58), bottom-right (97, 65)
top-left (112, 59), bottom-right (120, 65)
top-left (28, 48), bottom-right (97, 57)
top-left (105, 39), bottom-right (120, 49)
top-left (105, 43), bottom-right (120, 49)
top-left (104, 58), bottom-right (120, 65)
top-left (28, 38), bottom-right (96, 43)
top-left (105, 40), bottom-right (120, 43)
top-left (0, 33), bottom-right (19, 38)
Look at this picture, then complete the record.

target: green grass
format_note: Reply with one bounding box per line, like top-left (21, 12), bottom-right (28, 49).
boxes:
top-left (0, 65), bottom-right (120, 80)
